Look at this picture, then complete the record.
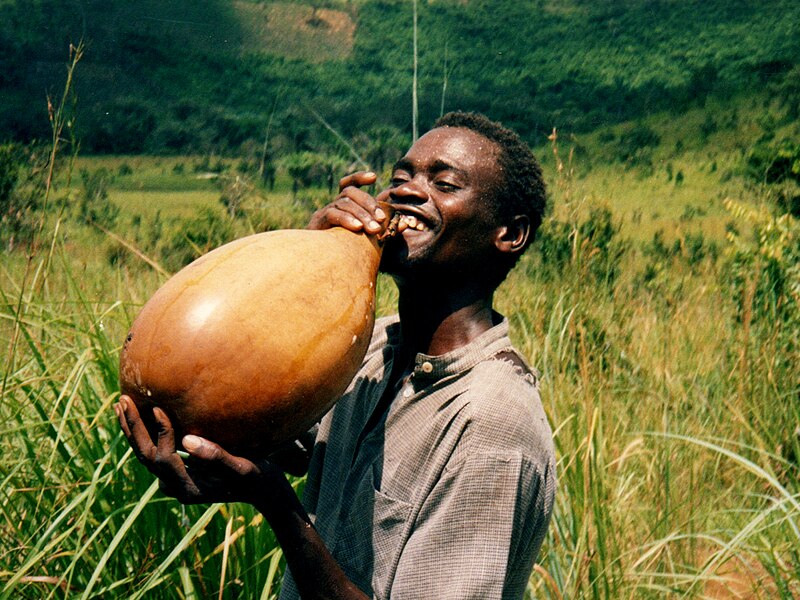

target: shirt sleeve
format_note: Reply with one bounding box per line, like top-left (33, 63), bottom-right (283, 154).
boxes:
top-left (388, 450), bottom-right (553, 600)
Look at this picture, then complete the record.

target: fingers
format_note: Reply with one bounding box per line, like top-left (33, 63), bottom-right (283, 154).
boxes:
top-left (149, 407), bottom-right (205, 494)
top-left (153, 407), bottom-right (177, 457)
top-left (116, 395), bottom-right (156, 464)
top-left (309, 193), bottom-right (386, 235)
top-left (308, 170), bottom-right (389, 234)
top-left (114, 397), bottom-right (266, 505)
top-left (182, 435), bottom-right (259, 478)
top-left (338, 170), bottom-right (376, 192)
top-left (336, 195), bottom-right (385, 233)
top-left (115, 397), bottom-right (202, 500)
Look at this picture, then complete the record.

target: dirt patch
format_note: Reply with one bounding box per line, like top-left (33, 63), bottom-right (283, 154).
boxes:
top-left (235, 2), bottom-right (356, 62)
top-left (699, 552), bottom-right (796, 599)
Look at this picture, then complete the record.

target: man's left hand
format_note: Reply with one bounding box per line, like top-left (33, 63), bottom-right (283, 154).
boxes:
top-left (115, 395), bottom-right (284, 505)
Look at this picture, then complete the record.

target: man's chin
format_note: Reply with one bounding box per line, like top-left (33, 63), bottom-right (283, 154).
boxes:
top-left (379, 238), bottom-right (409, 272)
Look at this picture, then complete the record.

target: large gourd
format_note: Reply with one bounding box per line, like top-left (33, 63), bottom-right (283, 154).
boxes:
top-left (119, 225), bottom-right (390, 456)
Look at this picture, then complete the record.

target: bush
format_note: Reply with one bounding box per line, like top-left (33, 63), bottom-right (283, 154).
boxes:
top-left (723, 198), bottom-right (800, 326)
top-left (77, 168), bottom-right (119, 228)
top-left (158, 208), bottom-right (235, 271)
top-left (281, 152), bottom-right (346, 197)
top-left (0, 144), bottom-right (20, 204)
top-left (0, 142), bottom-right (45, 250)
top-left (218, 173), bottom-right (251, 219)
top-left (89, 99), bottom-right (157, 154)
top-left (745, 139), bottom-right (800, 185)
top-left (616, 123), bottom-right (660, 167)
top-left (533, 206), bottom-right (628, 287)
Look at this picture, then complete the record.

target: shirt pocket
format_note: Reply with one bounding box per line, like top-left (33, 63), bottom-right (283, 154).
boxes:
top-left (332, 463), bottom-right (413, 597)
top-left (371, 481), bottom-right (413, 599)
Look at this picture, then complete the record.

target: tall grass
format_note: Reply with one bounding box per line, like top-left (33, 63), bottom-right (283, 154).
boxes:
top-left (0, 243), bottom-right (288, 599)
top-left (497, 136), bottom-right (800, 598)
top-left (2, 63), bottom-right (799, 600)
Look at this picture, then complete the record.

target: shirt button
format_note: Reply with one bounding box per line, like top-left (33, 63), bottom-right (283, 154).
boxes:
top-left (421, 361), bottom-right (433, 373)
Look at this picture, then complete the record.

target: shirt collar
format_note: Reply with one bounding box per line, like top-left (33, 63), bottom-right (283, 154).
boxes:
top-left (385, 315), bottom-right (512, 383)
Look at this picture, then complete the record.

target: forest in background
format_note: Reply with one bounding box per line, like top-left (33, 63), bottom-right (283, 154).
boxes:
top-left (2, 0), bottom-right (800, 155)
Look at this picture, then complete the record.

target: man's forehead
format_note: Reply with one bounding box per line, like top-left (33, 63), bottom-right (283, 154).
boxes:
top-left (403, 127), bottom-right (501, 171)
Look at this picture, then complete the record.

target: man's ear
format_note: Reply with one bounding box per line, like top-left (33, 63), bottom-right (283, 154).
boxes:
top-left (494, 214), bottom-right (530, 256)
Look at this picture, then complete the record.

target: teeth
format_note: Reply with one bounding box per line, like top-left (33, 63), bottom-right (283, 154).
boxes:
top-left (399, 214), bottom-right (427, 231)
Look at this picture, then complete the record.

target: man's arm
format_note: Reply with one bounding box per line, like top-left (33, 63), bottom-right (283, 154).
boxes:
top-left (116, 396), bottom-right (369, 600)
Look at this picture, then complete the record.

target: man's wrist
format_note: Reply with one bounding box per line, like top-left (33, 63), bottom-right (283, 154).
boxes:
top-left (249, 466), bottom-right (302, 519)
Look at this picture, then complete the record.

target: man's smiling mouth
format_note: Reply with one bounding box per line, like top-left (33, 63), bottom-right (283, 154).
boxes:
top-left (392, 208), bottom-right (432, 232)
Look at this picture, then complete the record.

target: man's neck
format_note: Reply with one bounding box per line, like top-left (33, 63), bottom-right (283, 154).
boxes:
top-left (396, 284), bottom-right (497, 356)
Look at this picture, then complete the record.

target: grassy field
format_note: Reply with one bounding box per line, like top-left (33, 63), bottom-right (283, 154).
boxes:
top-left (2, 98), bottom-right (799, 599)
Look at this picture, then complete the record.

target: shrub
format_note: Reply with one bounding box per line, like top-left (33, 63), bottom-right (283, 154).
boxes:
top-left (616, 123), bottom-right (660, 167)
top-left (281, 152), bottom-right (345, 197)
top-left (723, 198), bottom-right (800, 325)
top-left (745, 139), bottom-right (800, 185)
top-left (159, 208), bottom-right (235, 271)
top-left (533, 206), bottom-right (627, 287)
top-left (0, 142), bottom-right (45, 250)
top-left (218, 173), bottom-right (251, 219)
top-left (0, 143), bottom-right (20, 204)
top-left (77, 168), bottom-right (119, 228)
top-left (90, 99), bottom-right (157, 154)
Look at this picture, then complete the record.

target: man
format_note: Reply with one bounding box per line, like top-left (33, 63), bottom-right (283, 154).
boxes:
top-left (116, 111), bottom-right (556, 599)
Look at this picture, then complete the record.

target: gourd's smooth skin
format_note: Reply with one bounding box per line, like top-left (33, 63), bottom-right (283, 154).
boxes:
top-left (119, 226), bottom-right (381, 456)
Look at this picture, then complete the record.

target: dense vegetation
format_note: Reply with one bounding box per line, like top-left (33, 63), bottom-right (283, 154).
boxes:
top-left (2, 0), bottom-right (800, 155)
top-left (2, 1), bottom-right (800, 598)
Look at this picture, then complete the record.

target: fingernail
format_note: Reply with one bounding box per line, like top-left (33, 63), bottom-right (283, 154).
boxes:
top-left (368, 220), bottom-right (380, 231)
top-left (366, 171), bottom-right (376, 178)
top-left (183, 435), bottom-right (201, 452)
top-left (375, 207), bottom-right (386, 220)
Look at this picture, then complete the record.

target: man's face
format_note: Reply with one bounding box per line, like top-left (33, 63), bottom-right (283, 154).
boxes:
top-left (380, 127), bottom-right (505, 282)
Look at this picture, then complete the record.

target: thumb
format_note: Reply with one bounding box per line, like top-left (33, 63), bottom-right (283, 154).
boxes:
top-left (182, 435), bottom-right (257, 476)
top-left (182, 435), bottom-right (222, 459)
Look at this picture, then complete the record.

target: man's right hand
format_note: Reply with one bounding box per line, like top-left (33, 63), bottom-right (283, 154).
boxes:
top-left (308, 171), bottom-right (390, 234)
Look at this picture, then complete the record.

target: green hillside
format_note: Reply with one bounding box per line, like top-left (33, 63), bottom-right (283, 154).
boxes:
top-left (2, 0), bottom-right (799, 155)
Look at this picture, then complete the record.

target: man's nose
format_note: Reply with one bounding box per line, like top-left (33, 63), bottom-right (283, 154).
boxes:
top-left (389, 178), bottom-right (428, 204)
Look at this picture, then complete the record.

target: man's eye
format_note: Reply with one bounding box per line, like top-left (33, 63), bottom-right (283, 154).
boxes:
top-left (435, 180), bottom-right (459, 191)
top-left (390, 174), bottom-right (409, 186)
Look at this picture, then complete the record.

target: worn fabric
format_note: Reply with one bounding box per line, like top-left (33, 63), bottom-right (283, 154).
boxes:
top-left (279, 315), bottom-right (556, 600)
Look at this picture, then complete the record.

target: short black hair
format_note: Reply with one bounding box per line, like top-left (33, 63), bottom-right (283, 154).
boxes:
top-left (433, 111), bottom-right (546, 256)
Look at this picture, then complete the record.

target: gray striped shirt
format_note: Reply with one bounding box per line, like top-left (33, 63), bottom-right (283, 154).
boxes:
top-left (279, 315), bottom-right (556, 599)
